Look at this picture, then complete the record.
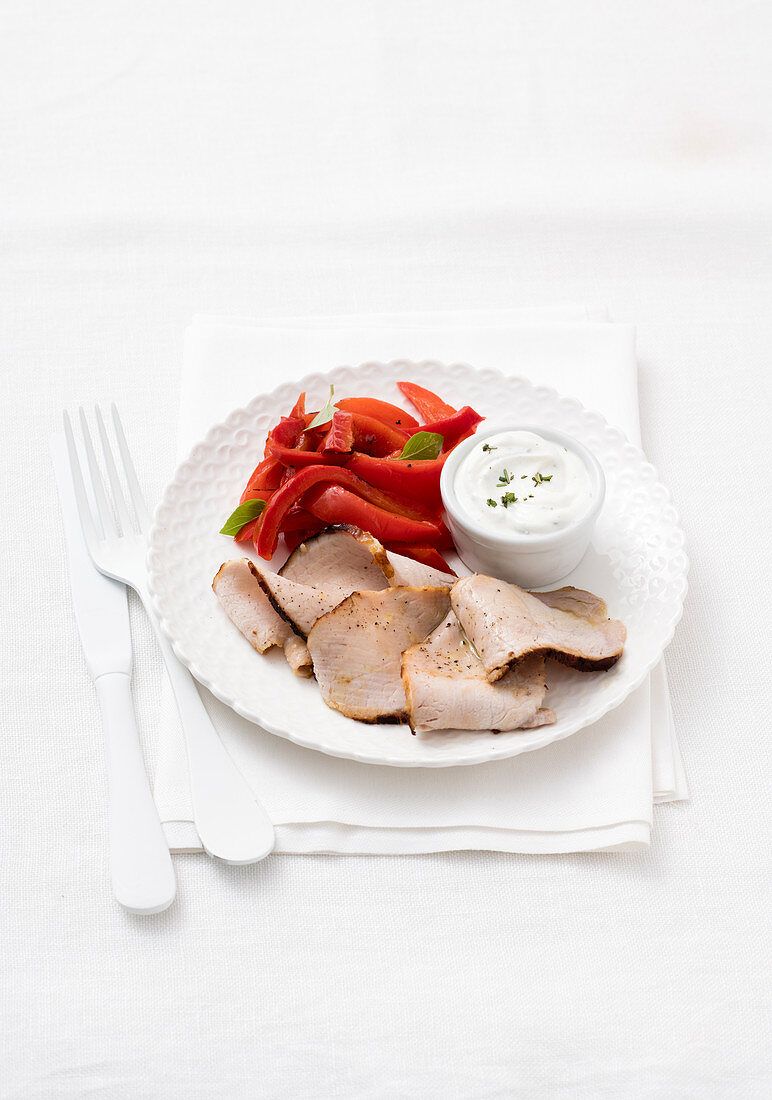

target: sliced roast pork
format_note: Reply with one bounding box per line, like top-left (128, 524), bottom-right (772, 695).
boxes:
top-left (387, 550), bottom-right (456, 588)
top-left (279, 525), bottom-right (454, 591)
top-left (251, 526), bottom-right (414, 639)
top-left (282, 633), bottom-right (313, 677)
top-left (247, 560), bottom-right (346, 638)
top-left (280, 525), bottom-right (394, 590)
top-left (307, 586), bottom-right (451, 722)
top-left (401, 612), bottom-right (555, 733)
top-left (212, 560), bottom-right (312, 676)
top-left (212, 558), bottom-right (292, 652)
top-left (451, 574), bottom-right (626, 682)
top-left (530, 586), bottom-right (610, 623)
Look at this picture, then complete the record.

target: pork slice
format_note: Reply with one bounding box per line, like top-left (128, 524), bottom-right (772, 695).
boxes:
top-left (247, 559), bottom-right (346, 638)
top-left (213, 559), bottom-right (293, 652)
top-left (451, 574), bottom-right (626, 682)
top-left (401, 612), bottom-right (553, 733)
top-left (306, 586), bottom-right (451, 722)
top-left (212, 559), bottom-right (312, 676)
top-left (387, 550), bottom-right (456, 588)
top-left (283, 634), bottom-right (313, 677)
top-left (519, 707), bottom-right (557, 728)
top-left (280, 525), bottom-right (394, 590)
top-left (531, 586), bottom-right (609, 623)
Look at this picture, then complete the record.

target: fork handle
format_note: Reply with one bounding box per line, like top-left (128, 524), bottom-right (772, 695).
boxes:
top-left (145, 608), bottom-right (276, 864)
top-left (94, 673), bottom-right (176, 914)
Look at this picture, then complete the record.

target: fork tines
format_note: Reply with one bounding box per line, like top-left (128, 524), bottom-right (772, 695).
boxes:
top-left (63, 405), bottom-right (150, 546)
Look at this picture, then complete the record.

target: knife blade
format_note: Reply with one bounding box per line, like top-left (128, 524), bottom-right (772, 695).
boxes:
top-left (52, 429), bottom-right (175, 914)
top-left (52, 431), bottom-right (133, 679)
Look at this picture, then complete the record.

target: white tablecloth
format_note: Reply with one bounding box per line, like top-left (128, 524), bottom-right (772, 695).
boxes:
top-left (3, 3), bottom-right (771, 1097)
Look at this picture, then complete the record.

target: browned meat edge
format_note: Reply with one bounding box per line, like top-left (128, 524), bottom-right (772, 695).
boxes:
top-left (278, 523), bottom-right (395, 582)
top-left (211, 561), bottom-right (229, 588)
top-left (246, 560), bottom-right (343, 641)
top-left (354, 711), bottom-right (405, 725)
top-left (489, 647), bottom-right (622, 681)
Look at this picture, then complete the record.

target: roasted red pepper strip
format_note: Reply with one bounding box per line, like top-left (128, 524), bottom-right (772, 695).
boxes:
top-left (297, 428), bottom-right (319, 448)
top-left (335, 397), bottom-right (419, 432)
top-left (397, 381), bottom-right (456, 421)
top-left (267, 441), bottom-right (347, 468)
top-left (404, 405), bottom-right (483, 450)
top-left (281, 506), bottom-right (319, 532)
top-left (271, 415), bottom-right (306, 447)
top-left (263, 415), bottom-right (303, 457)
top-left (283, 523), bottom-right (325, 553)
top-left (304, 485), bottom-right (450, 547)
top-left (234, 517), bottom-right (262, 543)
top-left (321, 409), bottom-right (355, 453)
top-left (255, 464), bottom-right (440, 558)
top-left (383, 542), bottom-right (456, 574)
top-left (265, 410), bottom-right (348, 467)
top-left (345, 452), bottom-right (447, 505)
top-left (349, 413), bottom-right (409, 457)
top-left (240, 489), bottom-right (273, 502)
top-left (242, 456), bottom-right (284, 498)
top-left (262, 414), bottom-right (305, 457)
top-left (288, 392), bottom-right (306, 419)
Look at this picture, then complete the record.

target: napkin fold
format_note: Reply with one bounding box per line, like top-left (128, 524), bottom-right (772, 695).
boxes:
top-left (155, 307), bottom-right (687, 856)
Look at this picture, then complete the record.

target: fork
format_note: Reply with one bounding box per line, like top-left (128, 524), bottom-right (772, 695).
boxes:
top-left (64, 406), bottom-right (276, 864)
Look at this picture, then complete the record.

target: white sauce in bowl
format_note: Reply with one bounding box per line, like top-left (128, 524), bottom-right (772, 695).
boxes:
top-left (453, 430), bottom-right (594, 536)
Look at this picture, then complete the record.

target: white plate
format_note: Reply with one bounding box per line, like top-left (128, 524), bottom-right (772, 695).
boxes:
top-left (147, 361), bottom-right (688, 767)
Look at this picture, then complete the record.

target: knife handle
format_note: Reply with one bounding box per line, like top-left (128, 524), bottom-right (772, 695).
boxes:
top-left (94, 672), bottom-right (176, 914)
top-left (146, 617), bottom-right (276, 864)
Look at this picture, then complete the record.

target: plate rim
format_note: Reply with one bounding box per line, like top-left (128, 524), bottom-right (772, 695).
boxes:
top-left (147, 359), bottom-right (689, 767)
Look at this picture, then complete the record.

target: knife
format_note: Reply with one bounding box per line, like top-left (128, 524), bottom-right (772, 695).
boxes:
top-left (52, 431), bottom-right (176, 914)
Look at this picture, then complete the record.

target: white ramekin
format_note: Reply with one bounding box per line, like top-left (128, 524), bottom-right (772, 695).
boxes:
top-left (440, 423), bottom-right (606, 588)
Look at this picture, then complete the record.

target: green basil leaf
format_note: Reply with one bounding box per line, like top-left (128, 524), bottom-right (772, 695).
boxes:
top-left (219, 498), bottom-right (266, 536)
top-left (398, 431), bottom-right (444, 461)
top-left (307, 384), bottom-right (337, 429)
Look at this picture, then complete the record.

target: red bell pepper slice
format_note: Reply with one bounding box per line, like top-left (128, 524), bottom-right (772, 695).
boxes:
top-left (262, 414), bottom-right (305, 457)
top-left (320, 409), bottom-right (355, 453)
top-left (288, 392), bottom-right (306, 419)
top-left (336, 397), bottom-right (419, 432)
top-left (397, 382), bottom-right (456, 421)
top-left (345, 452), bottom-right (447, 505)
top-left (271, 415), bottom-right (306, 447)
top-left (349, 413), bottom-right (409, 457)
top-left (281, 506), bottom-right (319, 532)
top-left (265, 410), bottom-right (349, 467)
top-left (255, 464), bottom-right (440, 559)
top-left (267, 441), bottom-right (348, 468)
top-left (283, 522), bottom-right (325, 553)
top-left (304, 485), bottom-right (450, 548)
top-left (242, 456), bottom-right (284, 498)
top-left (234, 517), bottom-right (261, 543)
top-left (297, 428), bottom-right (318, 449)
top-left (262, 415), bottom-right (303, 457)
top-left (404, 405), bottom-right (483, 450)
top-left (240, 489), bottom-right (273, 502)
top-left (383, 542), bottom-right (456, 574)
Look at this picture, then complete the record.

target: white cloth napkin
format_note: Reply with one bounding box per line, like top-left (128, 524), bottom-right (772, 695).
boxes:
top-left (155, 307), bottom-right (688, 855)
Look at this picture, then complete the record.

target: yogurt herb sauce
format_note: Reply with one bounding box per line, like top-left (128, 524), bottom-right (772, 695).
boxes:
top-left (454, 430), bottom-right (593, 536)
